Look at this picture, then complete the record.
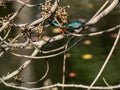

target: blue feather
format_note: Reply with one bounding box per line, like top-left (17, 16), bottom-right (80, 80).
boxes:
top-left (66, 20), bottom-right (85, 29)
top-left (49, 19), bottom-right (85, 29)
top-left (48, 20), bottom-right (60, 27)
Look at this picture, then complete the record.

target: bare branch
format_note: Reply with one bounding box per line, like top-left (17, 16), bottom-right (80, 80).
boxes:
top-left (86, 0), bottom-right (119, 25)
top-left (88, 28), bottom-right (120, 90)
top-left (0, 0), bottom-right (119, 89)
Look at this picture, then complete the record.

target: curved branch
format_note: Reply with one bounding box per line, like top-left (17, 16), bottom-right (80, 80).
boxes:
top-left (88, 28), bottom-right (120, 90)
top-left (0, 1), bottom-right (27, 33)
top-left (20, 60), bottom-right (49, 85)
top-left (1, 81), bottom-right (120, 90)
top-left (68, 24), bottom-right (120, 37)
top-left (16, 0), bottom-right (51, 8)
top-left (1, 48), bottom-right (39, 82)
top-left (10, 36), bottom-right (85, 59)
top-left (90, 0), bottom-right (111, 20)
top-left (86, 0), bottom-right (119, 25)
top-left (28, 0), bottom-right (60, 26)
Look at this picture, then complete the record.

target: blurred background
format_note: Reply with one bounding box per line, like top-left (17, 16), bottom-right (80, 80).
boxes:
top-left (0, 0), bottom-right (120, 90)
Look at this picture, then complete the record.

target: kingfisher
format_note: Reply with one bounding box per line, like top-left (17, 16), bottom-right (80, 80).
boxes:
top-left (48, 19), bottom-right (85, 32)
top-left (65, 19), bottom-right (85, 29)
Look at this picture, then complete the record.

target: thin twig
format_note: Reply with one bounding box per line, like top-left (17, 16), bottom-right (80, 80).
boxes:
top-left (1, 48), bottom-right (39, 82)
top-left (88, 28), bottom-right (120, 90)
top-left (69, 24), bottom-right (120, 37)
top-left (103, 77), bottom-right (113, 90)
top-left (90, 0), bottom-right (110, 20)
top-left (62, 43), bottom-right (68, 90)
top-left (10, 36), bottom-right (85, 59)
top-left (0, 1), bottom-right (27, 33)
top-left (1, 79), bottom-right (120, 90)
top-left (20, 61), bottom-right (49, 85)
top-left (86, 0), bottom-right (119, 25)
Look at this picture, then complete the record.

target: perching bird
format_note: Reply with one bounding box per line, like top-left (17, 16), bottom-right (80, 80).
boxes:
top-left (65, 19), bottom-right (85, 29)
top-left (48, 19), bottom-right (85, 30)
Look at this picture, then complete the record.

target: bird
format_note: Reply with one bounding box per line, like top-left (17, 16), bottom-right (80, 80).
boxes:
top-left (64, 19), bottom-right (85, 29)
top-left (48, 19), bottom-right (85, 32)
